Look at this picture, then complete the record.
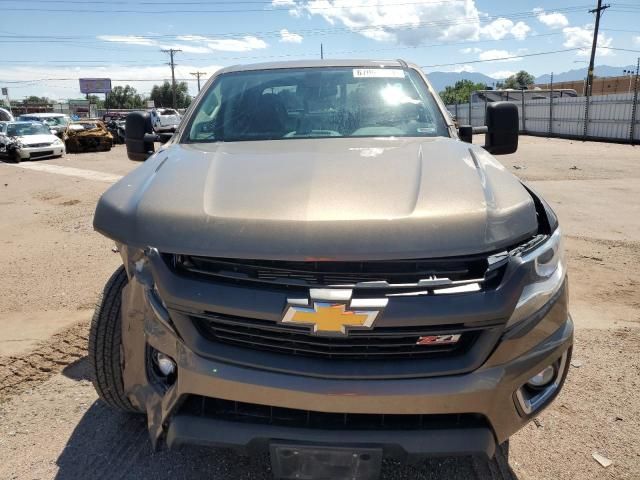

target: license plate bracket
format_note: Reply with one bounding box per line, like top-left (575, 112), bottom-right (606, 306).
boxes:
top-left (269, 443), bottom-right (382, 480)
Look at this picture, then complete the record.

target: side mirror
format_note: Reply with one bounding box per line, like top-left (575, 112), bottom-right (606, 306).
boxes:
top-left (125, 112), bottom-right (156, 161)
top-left (458, 125), bottom-right (473, 144)
top-left (484, 102), bottom-right (518, 155)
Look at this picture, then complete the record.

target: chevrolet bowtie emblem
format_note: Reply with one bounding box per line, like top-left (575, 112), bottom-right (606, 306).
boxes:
top-left (281, 289), bottom-right (388, 335)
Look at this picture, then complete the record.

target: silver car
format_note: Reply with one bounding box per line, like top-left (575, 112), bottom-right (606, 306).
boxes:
top-left (90, 59), bottom-right (571, 480)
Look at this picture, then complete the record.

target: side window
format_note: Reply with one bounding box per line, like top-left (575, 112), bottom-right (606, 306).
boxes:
top-left (189, 81), bottom-right (222, 140)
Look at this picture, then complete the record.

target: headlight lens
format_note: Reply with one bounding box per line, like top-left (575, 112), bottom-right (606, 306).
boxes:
top-left (507, 228), bottom-right (566, 328)
top-left (53, 138), bottom-right (63, 145)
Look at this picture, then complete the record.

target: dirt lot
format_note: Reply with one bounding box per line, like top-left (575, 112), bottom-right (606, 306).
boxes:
top-left (0, 138), bottom-right (639, 479)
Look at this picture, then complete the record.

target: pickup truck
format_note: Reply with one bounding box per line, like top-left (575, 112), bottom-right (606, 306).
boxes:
top-left (91, 59), bottom-right (572, 480)
top-left (149, 107), bottom-right (181, 134)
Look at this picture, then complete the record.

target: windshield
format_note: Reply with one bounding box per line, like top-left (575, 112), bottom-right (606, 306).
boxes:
top-left (187, 67), bottom-right (449, 142)
top-left (42, 116), bottom-right (68, 127)
top-left (7, 122), bottom-right (51, 136)
top-left (20, 116), bottom-right (67, 127)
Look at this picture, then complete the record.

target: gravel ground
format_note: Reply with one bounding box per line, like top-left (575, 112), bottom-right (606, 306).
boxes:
top-left (0, 138), bottom-right (639, 479)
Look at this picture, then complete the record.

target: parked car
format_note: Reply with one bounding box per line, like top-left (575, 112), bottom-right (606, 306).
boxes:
top-left (0, 121), bottom-right (65, 162)
top-left (149, 108), bottom-right (180, 134)
top-left (17, 113), bottom-right (70, 139)
top-left (92, 59), bottom-right (571, 479)
top-left (65, 120), bottom-right (113, 153)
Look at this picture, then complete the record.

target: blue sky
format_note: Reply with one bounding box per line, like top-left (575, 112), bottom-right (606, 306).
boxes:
top-left (1, 0), bottom-right (639, 100)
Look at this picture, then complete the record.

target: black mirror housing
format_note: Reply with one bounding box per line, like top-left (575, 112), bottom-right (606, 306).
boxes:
top-left (458, 125), bottom-right (473, 144)
top-left (484, 102), bottom-right (519, 155)
top-left (125, 112), bottom-right (155, 161)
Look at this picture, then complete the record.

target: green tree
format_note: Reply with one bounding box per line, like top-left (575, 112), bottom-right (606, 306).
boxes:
top-left (150, 81), bottom-right (192, 109)
top-left (503, 70), bottom-right (536, 90)
top-left (104, 85), bottom-right (145, 109)
top-left (88, 95), bottom-right (105, 109)
top-left (24, 95), bottom-right (51, 104)
top-left (439, 79), bottom-right (487, 105)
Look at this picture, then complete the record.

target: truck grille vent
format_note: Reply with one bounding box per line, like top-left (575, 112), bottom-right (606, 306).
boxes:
top-left (168, 254), bottom-right (505, 292)
top-left (192, 311), bottom-right (479, 360)
top-left (179, 395), bottom-right (489, 431)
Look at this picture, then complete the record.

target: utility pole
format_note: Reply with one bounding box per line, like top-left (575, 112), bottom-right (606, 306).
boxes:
top-left (583, 0), bottom-right (610, 138)
top-left (162, 48), bottom-right (182, 108)
top-left (320, 43), bottom-right (324, 60)
top-left (190, 71), bottom-right (207, 92)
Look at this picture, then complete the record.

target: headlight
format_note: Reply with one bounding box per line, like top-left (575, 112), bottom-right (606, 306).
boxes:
top-left (53, 138), bottom-right (63, 145)
top-left (507, 228), bottom-right (566, 328)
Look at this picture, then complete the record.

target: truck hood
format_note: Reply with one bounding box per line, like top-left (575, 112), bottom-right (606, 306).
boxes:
top-left (94, 137), bottom-right (538, 260)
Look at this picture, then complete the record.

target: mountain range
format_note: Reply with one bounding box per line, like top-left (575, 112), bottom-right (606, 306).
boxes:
top-left (426, 64), bottom-right (637, 92)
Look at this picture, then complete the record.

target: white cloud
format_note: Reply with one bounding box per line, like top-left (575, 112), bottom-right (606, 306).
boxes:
top-left (634, 35), bottom-right (640, 45)
top-left (98, 35), bottom-right (157, 46)
top-left (175, 35), bottom-right (209, 42)
top-left (98, 34), bottom-right (269, 53)
top-left (279, 0), bottom-right (528, 46)
top-left (510, 22), bottom-right (531, 40)
top-left (535, 9), bottom-right (569, 29)
top-left (478, 49), bottom-right (522, 62)
top-left (449, 64), bottom-right (475, 73)
top-left (158, 43), bottom-right (212, 54)
top-left (207, 36), bottom-right (268, 52)
top-left (460, 47), bottom-right (482, 54)
top-left (563, 25), bottom-right (613, 57)
top-left (489, 70), bottom-right (516, 79)
top-left (279, 29), bottom-right (303, 43)
top-left (480, 18), bottom-right (530, 41)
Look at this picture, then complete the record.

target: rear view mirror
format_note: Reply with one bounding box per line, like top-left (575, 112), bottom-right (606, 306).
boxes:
top-left (125, 112), bottom-right (155, 161)
top-left (484, 102), bottom-right (519, 155)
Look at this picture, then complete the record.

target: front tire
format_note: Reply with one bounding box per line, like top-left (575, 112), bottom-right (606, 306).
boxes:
top-left (89, 266), bottom-right (141, 413)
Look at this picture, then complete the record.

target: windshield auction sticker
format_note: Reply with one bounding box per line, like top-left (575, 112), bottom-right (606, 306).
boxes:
top-left (352, 69), bottom-right (405, 78)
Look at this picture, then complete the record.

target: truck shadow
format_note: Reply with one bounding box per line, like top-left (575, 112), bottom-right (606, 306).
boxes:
top-left (56, 361), bottom-right (517, 480)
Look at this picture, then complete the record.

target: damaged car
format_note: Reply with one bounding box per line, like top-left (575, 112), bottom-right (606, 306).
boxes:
top-left (0, 121), bottom-right (65, 162)
top-left (91, 59), bottom-right (572, 480)
top-left (65, 120), bottom-right (113, 153)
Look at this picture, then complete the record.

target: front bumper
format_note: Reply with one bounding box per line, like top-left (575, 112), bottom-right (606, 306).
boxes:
top-left (119, 253), bottom-right (573, 460)
top-left (18, 144), bottom-right (65, 159)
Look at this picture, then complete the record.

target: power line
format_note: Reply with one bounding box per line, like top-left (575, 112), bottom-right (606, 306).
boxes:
top-left (1, 3), bottom-right (592, 16)
top-left (0, 5), bottom-right (592, 48)
top-left (0, 46), bottom-right (587, 85)
top-left (0, 32), bottom-right (568, 66)
top-left (419, 48), bottom-right (583, 68)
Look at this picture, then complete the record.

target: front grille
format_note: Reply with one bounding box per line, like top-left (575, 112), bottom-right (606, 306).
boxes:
top-left (27, 143), bottom-right (51, 148)
top-left (192, 311), bottom-right (479, 360)
top-left (29, 150), bottom-right (54, 158)
top-left (168, 254), bottom-right (505, 292)
top-left (179, 395), bottom-right (489, 431)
